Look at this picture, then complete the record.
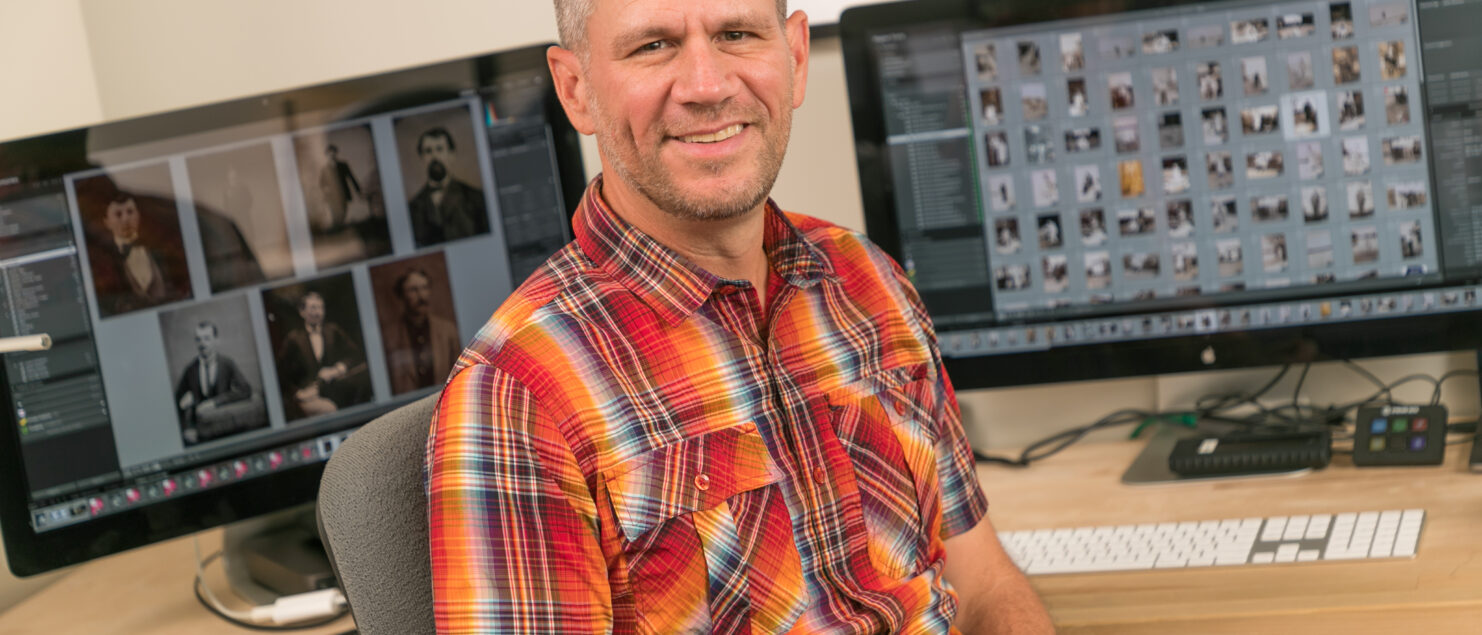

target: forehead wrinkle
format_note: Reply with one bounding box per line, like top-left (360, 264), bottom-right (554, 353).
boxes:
top-left (602, 2), bottom-right (779, 52)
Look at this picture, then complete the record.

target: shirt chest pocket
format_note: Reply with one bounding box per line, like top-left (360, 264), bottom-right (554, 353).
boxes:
top-left (604, 424), bottom-right (806, 634)
top-left (828, 364), bottom-right (944, 581)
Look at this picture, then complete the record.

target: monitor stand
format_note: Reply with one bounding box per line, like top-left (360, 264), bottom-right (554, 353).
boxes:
top-left (1121, 422), bottom-right (1313, 485)
top-left (219, 504), bottom-right (335, 605)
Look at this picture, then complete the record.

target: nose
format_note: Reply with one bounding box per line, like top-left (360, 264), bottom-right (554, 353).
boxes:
top-left (671, 38), bottom-right (740, 107)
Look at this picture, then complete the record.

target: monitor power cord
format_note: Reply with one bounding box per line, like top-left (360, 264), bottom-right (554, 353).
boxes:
top-left (192, 536), bottom-right (351, 631)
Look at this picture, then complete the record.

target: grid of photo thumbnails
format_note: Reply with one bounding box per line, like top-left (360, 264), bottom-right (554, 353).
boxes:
top-left (964, 0), bottom-right (1434, 316)
top-left (60, 99), bottom-right (494, 450)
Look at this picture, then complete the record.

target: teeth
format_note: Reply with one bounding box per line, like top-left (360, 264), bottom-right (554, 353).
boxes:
top-left (680, 124), bottom-right (744, 144)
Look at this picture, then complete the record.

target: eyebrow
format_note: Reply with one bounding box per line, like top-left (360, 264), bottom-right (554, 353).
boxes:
top-left (609, 12), bottom-right (779, 52)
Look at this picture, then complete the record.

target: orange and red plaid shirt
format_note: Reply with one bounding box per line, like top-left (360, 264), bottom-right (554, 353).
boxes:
top-left (426, 177), bottom-right (988, 634)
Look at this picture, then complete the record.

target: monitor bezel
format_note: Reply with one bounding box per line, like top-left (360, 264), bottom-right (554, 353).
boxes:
top-left (0, 42), bottom-right (586, 577)
top-left (840, 0), bottom-right (1480, 388)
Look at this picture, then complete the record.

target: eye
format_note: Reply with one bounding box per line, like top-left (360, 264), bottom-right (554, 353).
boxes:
top-left (636, 40), bottom-right (667, 53)
top-left (720, 31), bottom-right (748, 42)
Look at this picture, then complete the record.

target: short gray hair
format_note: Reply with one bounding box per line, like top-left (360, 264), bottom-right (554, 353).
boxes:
top-left (554, 0), bottom-right (789, 51)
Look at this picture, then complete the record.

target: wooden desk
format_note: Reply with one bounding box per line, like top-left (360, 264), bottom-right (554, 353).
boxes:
top-left (0, 528), bottom-right (352, 635)
top-left (4, 439), bottom-right (1478, 634)
top-left (980, 440), bottom-right (1482, 633)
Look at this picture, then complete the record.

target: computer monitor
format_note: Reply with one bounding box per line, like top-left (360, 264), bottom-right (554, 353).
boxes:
top-left (841, 0), bottom-right (1482, 389)
top-left (0, 42), bottom-right (586, 576)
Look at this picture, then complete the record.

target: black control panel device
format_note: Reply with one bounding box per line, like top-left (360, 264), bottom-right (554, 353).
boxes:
top-left (1168, 429), bottom-right (1331, 477)
top-left (1352, 405), bottom-right (1448, 467)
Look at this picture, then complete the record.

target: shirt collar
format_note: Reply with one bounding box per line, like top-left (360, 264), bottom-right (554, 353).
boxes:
top-left (573, 175), bottom-right (835, 326)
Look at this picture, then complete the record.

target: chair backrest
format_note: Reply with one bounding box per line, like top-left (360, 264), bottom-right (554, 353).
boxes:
top-left (317, 393), bottom-right (440, 635)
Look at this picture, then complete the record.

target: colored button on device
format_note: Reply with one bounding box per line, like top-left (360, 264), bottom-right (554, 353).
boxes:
top-left (1369, 437), bottom-right (1386, 452)
top-left (1391, 418), bottom-right (1409, 433)
top-left (1412, 418), bottom-right (1428, 432)
top-left (1409, 436), bottom-right (1427, 451)
top-left (1370, 418), bottom-right (1388, 434)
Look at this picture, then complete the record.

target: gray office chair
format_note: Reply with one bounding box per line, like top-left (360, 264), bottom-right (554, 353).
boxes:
top-left (317, 393), bottom-right (440, 635)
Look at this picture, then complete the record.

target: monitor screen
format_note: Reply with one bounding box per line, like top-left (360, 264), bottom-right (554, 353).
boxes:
top-left (0, 43), bottom-right (586, 575)
top-left (841, 0), bottom-right (1482, 388)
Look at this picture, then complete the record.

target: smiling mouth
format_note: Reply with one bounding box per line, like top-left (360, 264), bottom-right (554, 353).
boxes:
top-left (677, 124), bottom-right (745, 144)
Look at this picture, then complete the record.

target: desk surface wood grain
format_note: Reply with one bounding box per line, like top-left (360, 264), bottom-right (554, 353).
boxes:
top-left (978, 439), bottom-right (1482, 633)
top-left (3, 439), bottom-right (1479, 633)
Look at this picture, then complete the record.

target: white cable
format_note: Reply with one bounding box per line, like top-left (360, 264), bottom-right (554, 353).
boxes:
top-left (192, 535), bottom-right (348, 626)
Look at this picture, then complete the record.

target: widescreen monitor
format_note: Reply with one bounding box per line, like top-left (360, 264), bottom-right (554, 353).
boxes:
top-left (0, 42), bottom-right (586, 576)
top-left (841, 0), bottom-right (1482, 389)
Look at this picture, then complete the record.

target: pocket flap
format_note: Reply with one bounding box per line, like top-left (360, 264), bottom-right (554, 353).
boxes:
top-left (605, 424), bottom-right (779, 541)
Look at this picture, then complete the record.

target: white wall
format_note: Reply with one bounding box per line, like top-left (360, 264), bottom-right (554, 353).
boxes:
top-left (1, 0), bottom-right (1477, 611)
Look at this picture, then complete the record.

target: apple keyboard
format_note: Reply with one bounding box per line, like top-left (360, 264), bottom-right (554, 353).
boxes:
top-left (998, 509), bottom-right (1425, 575)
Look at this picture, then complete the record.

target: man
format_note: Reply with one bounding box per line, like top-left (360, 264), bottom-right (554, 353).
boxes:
top-left (407, 127), bottom-right (490, 246)
top-left (426, 1), bottom-right (1053, 633)
top-left (91, 191), bottom-right (187, 315)
top-left (174, 321), bottom-right (254, 445)
top-left (276, 291), bottom-right (368, 419)
top-left (318, 145), bottom-right (361, 229)
top-left (382, 268), bottom-right (461, 394)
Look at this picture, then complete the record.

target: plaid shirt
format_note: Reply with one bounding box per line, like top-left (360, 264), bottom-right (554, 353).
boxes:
top-left (426, 177), bottom-right (988, 634)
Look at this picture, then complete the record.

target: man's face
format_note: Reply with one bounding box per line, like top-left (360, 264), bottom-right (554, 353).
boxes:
top-left (103, 199), bottom-right (141, 242)
top-left (419, 136), bottom-right (454, 184)
top-left (400, 272), bottom-right (433, 318)
top-left (552, 0), bottom-right (809, 221)
top-left (300, 296), bottom-right (325, 328)
top-left (194, 326), bottom-right (218, 358)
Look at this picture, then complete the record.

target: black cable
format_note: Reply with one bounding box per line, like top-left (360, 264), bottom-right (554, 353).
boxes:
top-left (192, 550), bottom-right (350, 632)
top-left (974, 360), bottom-right (1471, 468)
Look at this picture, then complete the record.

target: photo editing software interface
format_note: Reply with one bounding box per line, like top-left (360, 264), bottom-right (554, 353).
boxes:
top-left (872, 0), bottom-right (1482, 357)
top-left (0, 67), bottom-right (571, 534)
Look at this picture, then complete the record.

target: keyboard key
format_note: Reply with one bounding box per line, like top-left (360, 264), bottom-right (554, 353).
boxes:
top-left (1298, 550), bottom-right (1320, 562)
top-left (1260, 517), bottom-right (1287, 541)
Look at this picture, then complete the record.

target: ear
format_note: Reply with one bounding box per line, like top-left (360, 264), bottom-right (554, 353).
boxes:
top-left (784, 10), bottom-right (811, 109)
top-left (547, 45), bottom-right (596, 135)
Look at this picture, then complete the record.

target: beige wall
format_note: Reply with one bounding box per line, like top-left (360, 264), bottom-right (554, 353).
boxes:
top-left (1, 0), bottom-right (1477, 612)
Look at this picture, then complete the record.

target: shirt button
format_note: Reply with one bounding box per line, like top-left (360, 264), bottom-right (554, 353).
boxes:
top-left (738, 422), bottom-right (757, 434)
top-left (893, 401), bottom-right (907, 416)
top-left (812, 467), bottom-right (827, 484)
top-left (694, 474), bottom-right (711, 491)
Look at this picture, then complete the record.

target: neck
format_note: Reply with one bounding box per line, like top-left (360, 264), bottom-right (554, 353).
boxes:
top-left (599, 175), bottom-right (771, 290)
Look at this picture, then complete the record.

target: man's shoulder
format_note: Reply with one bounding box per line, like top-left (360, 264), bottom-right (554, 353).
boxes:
top-left (458, 241), bottom-right (608, 367)
top-left (780, 209), bottom-right (899, 279)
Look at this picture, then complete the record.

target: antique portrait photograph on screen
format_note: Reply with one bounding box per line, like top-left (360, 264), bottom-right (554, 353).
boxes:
top-left (1277, 13), bottom-right (1315, 39)
top-left (1142, 29), bottom-right (1178, 54)
top-left (980, 87), bottom-right (1004, 124)
top-left (1348, 180), bottom-right (1376, 218)
top-left (1084, 251), bottom-right (1111, 289)
top-left (185, 143), bottom-right (295, 292)
top-left (1217, 238), bottom-right (1243, 276)
top-left (1202, 107), bottom-right (1229, 144)
top-left (1385, 86), bottom-right (1411, 125)
top-left (1074, 165), bottom-right (1102, 203)
top-left (1017, 40), bottom-right (1042, 75)
top-left (1399, 221), bottom-right (1423, 259)
top-left (158, 295), bottom-right (269, 448)
top-left (1388, 180), bottom-right (1427, 210)
top-left (1108, 72), bottom-right (1135, 110)
top-left (995, 264), bottom-right (1030, 291)
top-left (985, 131), bottom-right (1011, 167)
top-left (1080, 208), bottom-right (1108, 246)
top-left (1333, 46), bottom-right (1361, 84)
top-left (973, 42), bottom-right (998, 81)
top-left (1099, 35), bottom-right (1135, 59)
top-left (1343, 137), bottom-right (1373, 175)
top-left (1287, 52), bottom-right (1315, 90)
top-left (291, 123), bottom-right (393, 269)
top-left (1042, 254), bottom-right (1068, 293)
top-left (1037, 213), bottom-right (1063, 249)
top-left (1206, 151), bottom-right (1234, 189)
top-left (70, 163), bottom-right (194, 318)
top-left (1158, 112), bottom-right (1184, 149)
top-left (988, 174), bottom-right (1015, 211)
top-left (369, 252), bottom-right (463, 396)
top-left (1211, 196), bottom-right (1238, 233)
top-left (1370, 2), bottom-right (1409, 26)
top-left (1331, 2), bottom-right (1355, 39)
top-left (1231, 18), bottom-right (1269, 44)
top-left (1378, 41), bottom-right (1407, 80)
top-left (1261, 233), bottom-right (1289, 272)
top-left (1025, 125), bottom-right (1055, 164)
top-left (1167, 200), bottom-right (1194, 238)
top-left (1298, 142), bottom-right (1325, 179)
top-left (1020, 83), bottom-right (1049, 121)
top-left (1307, 230), bottom-right (1334, 268)
top-left (1382, 135), bottom-right (1423, 165)
top-left (1065, 127), bottom-right (1100, 153)
top-left (262, 272), bottom-right (373, 423)
top-left (993, 217), bottom-right (1021, 255)
top-left (1032, 169), bottom-right (1059, 208)
top-left (1152, 67), bottom-right (1179, 106)
top-left (1197, 62), bottom-right (1223, 100)
top-left (392, 103), bottom-right (492, 248)
top-left (1060, 33), bottom-right (1084, 72)
top-left (1241, 56), bottom-right (1269, 96)
top-left (1114, 116), bottom-right (1140, 153)
top-left (1189, 25), bottom-right (1224, 48)
top-left (1338, 90), bottom-right (1365, 131)
top-left (1302, 185), bottom-right (1330, 223)
top-left (1285, 91), bottom-right (1329, 139)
